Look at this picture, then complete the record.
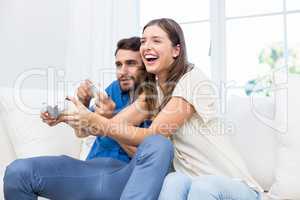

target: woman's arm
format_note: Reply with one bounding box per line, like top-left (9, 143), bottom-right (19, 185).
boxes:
top-left (109, 94), bottom-right (151, 126)
top-left (85, 96), bottom-right (195, 146)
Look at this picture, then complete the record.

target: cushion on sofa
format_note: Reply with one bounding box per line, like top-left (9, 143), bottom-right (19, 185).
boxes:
top-left (0, 99), bottom-right (16, 200)
top-left (0, 87), bottom-right (82, 159)
top-left (268, 75), bottom-right (300, 199)
top-left (226, 95), bottom-right (277, 191)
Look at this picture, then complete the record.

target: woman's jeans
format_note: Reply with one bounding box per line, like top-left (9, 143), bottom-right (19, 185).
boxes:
top-left (158, 172), bottom-right (261, 200)
top-left (4, 135), bottom-right (173, 200)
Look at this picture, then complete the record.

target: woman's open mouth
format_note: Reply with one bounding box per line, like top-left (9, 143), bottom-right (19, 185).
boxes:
top-left (144, 54), bottom-right (159, 65)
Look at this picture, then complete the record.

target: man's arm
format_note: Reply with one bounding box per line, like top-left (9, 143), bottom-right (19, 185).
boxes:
top-left (119, 144), bottom-right (137, 157)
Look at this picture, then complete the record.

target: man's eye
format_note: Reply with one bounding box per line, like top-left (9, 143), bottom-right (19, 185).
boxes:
top-left (127, 62), bottom-right (135, 66)
top-left (126, 61), bottom-right (138, 66)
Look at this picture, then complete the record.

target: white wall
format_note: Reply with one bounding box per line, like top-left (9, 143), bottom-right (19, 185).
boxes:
top-left (0, 0), bottom-right (139, 90)
top-left (0, 0), bottom-right (70, 89)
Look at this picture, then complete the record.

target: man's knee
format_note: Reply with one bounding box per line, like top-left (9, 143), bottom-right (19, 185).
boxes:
top-left (137, 134), bottom-right (174, 161)
top-left (4, 159), bottom-right (35, 187)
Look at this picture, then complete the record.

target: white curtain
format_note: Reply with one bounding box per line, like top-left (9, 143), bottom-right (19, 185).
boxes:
top-left (65, 0), bottom-right (140, 89)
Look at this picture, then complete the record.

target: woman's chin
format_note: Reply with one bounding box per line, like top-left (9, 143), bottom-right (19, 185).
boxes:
top-left (145, 65), bottom-right (159, 75)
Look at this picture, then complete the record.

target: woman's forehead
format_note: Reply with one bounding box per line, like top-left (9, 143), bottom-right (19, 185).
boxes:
top-left (142, 25), bottom-right (168, 38)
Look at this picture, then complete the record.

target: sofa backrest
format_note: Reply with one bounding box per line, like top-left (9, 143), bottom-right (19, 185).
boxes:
top-left (0, 100), bottom-right (16, 200)
top-left (0, 87), bottom-right (82, 159)
top-left (226, 95), bottom-right (278, 191)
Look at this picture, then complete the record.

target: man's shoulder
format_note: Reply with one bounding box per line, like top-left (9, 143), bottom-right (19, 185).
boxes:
top-left (105, 80), bottom-right (121, 94)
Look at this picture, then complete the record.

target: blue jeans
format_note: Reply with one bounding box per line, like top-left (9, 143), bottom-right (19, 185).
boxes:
top-left (158, 172), bottom-right (261, 200)
top-left (4, 135), bottom-right (173, 200)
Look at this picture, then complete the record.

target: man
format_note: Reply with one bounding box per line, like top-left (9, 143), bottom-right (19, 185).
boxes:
top-left (77, 37), bottom-right (151, 162)
top-left (42, 37), bottom-right (150, 162)
top-left (5, 36), bottom-right (172, 200)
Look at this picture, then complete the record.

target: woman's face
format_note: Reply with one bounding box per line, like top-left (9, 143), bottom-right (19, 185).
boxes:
top-left (140, 25), bottom-right (180, 77)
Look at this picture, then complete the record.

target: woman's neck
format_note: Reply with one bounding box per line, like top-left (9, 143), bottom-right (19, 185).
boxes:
top-left (156, 73), bottom-right (168, 94)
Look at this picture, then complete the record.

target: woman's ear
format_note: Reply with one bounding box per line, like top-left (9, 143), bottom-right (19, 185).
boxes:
top-left (172, 44), bottom-right (181, 58)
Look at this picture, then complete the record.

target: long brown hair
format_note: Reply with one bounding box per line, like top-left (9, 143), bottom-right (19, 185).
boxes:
top-left (142, 18), bottom-right (193, 112)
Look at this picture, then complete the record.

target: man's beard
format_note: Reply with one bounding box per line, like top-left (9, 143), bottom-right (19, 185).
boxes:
top-left (119, 75), bottom-right (136, 92)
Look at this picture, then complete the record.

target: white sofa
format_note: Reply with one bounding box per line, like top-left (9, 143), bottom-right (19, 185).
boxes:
top-left (0, 87), bottom-right (94, 200)
top-left (0, 83), bottom-right (299, 200)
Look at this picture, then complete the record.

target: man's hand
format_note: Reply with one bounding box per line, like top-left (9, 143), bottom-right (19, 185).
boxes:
top-left (77, 79), bottom-right (93, 107)
top-left (94, 92), bottom-right (116, 119)
top-left (40, 112), bottom-right (63, 127)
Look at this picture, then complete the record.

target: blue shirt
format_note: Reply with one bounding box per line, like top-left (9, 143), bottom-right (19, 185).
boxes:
top-left (86, 80), bottom-right (151, 163)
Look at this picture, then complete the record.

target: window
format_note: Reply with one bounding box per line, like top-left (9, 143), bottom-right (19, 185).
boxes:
top-left (225, 0), bottom-right (300, 96)
top-left (226, 0), bottom-right (283, 17)
top-left (140, 0), bottom-right (209, 25)
top-left (226, 16), bottom-right (284, 86)
top-left (287, 0), bottom-right (300, 11)
top-left (287, 13), bottom-right (300, 75)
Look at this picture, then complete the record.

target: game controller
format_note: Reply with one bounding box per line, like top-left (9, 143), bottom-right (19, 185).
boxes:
top-left (88, 84), bottom-right (107, 112)
top-left (41, 98), bottom-right (78, 119)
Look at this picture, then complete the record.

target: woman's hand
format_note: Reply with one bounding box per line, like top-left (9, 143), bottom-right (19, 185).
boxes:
top-left (94, 92), bottom-right (116, 118)
top-left (60, 97), bottom-right (93, 138)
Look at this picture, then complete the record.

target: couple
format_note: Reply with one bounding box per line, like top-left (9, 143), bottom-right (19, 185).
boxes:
top-left (4, 18), bottom-right (262, 200)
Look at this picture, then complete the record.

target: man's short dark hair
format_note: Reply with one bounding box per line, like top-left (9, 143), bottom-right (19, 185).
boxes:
top-left (114, 37), bottom-right (141, 56)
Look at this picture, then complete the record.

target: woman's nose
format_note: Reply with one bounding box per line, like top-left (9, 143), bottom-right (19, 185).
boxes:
top-left (143, 41), bottom-right (152, 51)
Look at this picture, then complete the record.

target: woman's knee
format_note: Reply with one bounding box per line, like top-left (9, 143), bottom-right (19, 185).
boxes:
top-left (187, 176), bottom-right (221, 199)
top-left (159, 172), bottom-right (191, 200)
top-left (162, 172), bottom-right (191, 190)
top-left (188, 176), bottom-right (259, 200)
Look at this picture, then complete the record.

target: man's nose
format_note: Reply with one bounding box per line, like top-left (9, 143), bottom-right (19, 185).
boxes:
top-left (119, 65), bottom-right (128, 75)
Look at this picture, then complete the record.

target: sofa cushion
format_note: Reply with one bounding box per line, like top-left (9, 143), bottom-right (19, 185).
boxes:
top-left (226, 95), bottom-right (277, 191)
top-left (0, 99), bottom-right (16, 200)
top-left (268, 75), bottom-right (300, 199)
top-left (0, 87), bottom-right (82, 159)
top-left (0, 100), bottom-right (16, 163)
top-left (79, 136), bottom-right (96, 160)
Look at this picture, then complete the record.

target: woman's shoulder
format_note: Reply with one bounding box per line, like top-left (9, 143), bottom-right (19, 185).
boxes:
top-left (178, 66), bottom-right (211, 85)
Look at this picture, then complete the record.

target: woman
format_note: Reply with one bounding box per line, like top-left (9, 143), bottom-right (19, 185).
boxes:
top-left (139, 19), bottom-right (263, 200)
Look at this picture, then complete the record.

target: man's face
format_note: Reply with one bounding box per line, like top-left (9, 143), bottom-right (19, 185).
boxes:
top-left (115, 49), bottom-right (144, 91)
